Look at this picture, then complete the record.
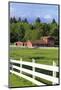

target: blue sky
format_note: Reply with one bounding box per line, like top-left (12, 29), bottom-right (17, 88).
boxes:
top-left (10, 3), bottom-right (58, 23)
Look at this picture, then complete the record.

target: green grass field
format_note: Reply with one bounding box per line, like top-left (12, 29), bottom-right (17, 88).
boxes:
top-left (9, 73), bottom-right (36, 87)
top-left (9, 47), bottom-right (59, 87)
top-left (10, 47), bottom-right (59, 65)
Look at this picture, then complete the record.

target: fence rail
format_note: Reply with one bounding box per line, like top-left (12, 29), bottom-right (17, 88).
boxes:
top-left (10, 58), bottom-right (59, 85)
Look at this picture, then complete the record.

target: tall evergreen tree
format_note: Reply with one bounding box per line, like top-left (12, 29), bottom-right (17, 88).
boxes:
top-left (35, 17), bottom-right (41, 23)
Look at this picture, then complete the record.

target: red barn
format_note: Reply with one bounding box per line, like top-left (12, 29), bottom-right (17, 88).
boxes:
top-left (15, 36), bottom-right (55, 47)
top-left (32, 36), bottom-right (55, 47)
top-left (41, 36), bottom-right (55, 46)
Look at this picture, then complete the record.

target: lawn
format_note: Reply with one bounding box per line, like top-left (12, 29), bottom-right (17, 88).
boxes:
top-left (9, 73), bottom-right (36, 87)
top-left (10, 47), bottom-right (59, 65)
top-left (9, 46), bottom-right (59, 87)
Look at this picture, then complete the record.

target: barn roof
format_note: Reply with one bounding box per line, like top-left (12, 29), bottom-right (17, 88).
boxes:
top-left (31, 40), bottom-right (47, 45)
top-left (41, 36), bottom-right (55, 40)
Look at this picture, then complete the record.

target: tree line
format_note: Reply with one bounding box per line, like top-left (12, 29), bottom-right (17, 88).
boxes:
top-left (10, 17), bottom-right (59, 46)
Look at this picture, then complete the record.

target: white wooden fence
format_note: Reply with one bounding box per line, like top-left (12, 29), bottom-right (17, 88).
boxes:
top-left (10, 58), bottom-right (59, 85)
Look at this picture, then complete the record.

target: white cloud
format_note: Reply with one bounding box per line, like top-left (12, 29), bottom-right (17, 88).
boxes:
top-left (44, 14), bottom-right (52, 19)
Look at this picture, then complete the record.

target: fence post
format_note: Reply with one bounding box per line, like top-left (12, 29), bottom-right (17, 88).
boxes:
top-left (32, 59), bottom-right (35, 79)
top-left (11, 62), bottom-right (13, 74)
top-left (52, 61), bottom-right (56, 85)
top-left (20, 58), bottom-right (22, 74)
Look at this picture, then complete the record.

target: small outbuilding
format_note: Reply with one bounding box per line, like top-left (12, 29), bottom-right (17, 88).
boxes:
top-left (15, 41), bottom-right (23, 46)
top-left (24, 40), bottom-right (32, 48)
